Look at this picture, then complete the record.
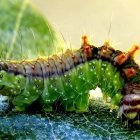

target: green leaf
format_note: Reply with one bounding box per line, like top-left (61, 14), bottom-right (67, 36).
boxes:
top-left (0, 0), bottom-right (65, 60)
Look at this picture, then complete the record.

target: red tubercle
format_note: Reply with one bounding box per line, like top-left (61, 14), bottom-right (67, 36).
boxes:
top-left (84, 46), bottom-right (91, 54)
top-left (123, 67), bottom-right (137, 78)
top-left (81, 35), bottom-right (93, 59)
top-left (114, 52), bottom-right (129, 65)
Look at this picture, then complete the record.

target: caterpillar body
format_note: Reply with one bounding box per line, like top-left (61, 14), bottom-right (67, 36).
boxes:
top-left (0, 36), bottom-right (140, 125)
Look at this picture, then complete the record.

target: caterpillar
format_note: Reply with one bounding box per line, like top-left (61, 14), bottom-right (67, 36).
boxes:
top-left (0, 35), bottom-right (140, 126)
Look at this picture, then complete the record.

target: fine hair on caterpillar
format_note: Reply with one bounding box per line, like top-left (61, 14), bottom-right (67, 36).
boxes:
top-left (0, 35), bottom-right (140, 126)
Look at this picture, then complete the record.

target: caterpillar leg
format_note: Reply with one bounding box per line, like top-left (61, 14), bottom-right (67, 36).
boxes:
top-left (13, 77), bottom-right (44, 112)
top-left (41, 97), bottom-right (76, 112)
top-left (41, 103), bottom-right (53, 112)
top-left (13, 92), bottom-right (41, 112)
top-left (40, 91), bottom-right (59, 112)
top-left (13, 94), bottom-right (41, 112)
top-left (62, 100), bottom-right (75, 112)
top-left (75, 94), bottom-right (89, 113)
top-left (120, 83), bottom-right (140, 126)
top-left (40, 78), bottom-right (64, 112)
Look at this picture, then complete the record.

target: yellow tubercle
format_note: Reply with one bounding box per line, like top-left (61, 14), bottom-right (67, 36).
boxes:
top-left (103, 40), bottom-right (110, 48)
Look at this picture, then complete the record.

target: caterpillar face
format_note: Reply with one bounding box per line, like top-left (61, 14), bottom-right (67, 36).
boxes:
top-left (0, 36), bottom-right (140, 126)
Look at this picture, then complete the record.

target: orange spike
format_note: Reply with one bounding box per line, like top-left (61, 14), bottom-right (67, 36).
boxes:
top-left (81, 35), bottom-right (89, 46)
top-left (81, 35), bottom-right (93, 59)
top-left (123, 67), bottom-right (137, 78)
top-left (114, 53), bottom-right (129, 65)
top-left (128, 45), bottom-right (140, 58)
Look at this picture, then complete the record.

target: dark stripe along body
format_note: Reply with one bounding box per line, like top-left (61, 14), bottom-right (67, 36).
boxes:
top-left (0, 36), bottom-right (140, 125)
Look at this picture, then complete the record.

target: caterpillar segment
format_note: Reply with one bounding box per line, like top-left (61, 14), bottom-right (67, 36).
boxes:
top-left (0, 36), bottom-right (140, 124)
top-left (120, 84), bottom-right (140, 126)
